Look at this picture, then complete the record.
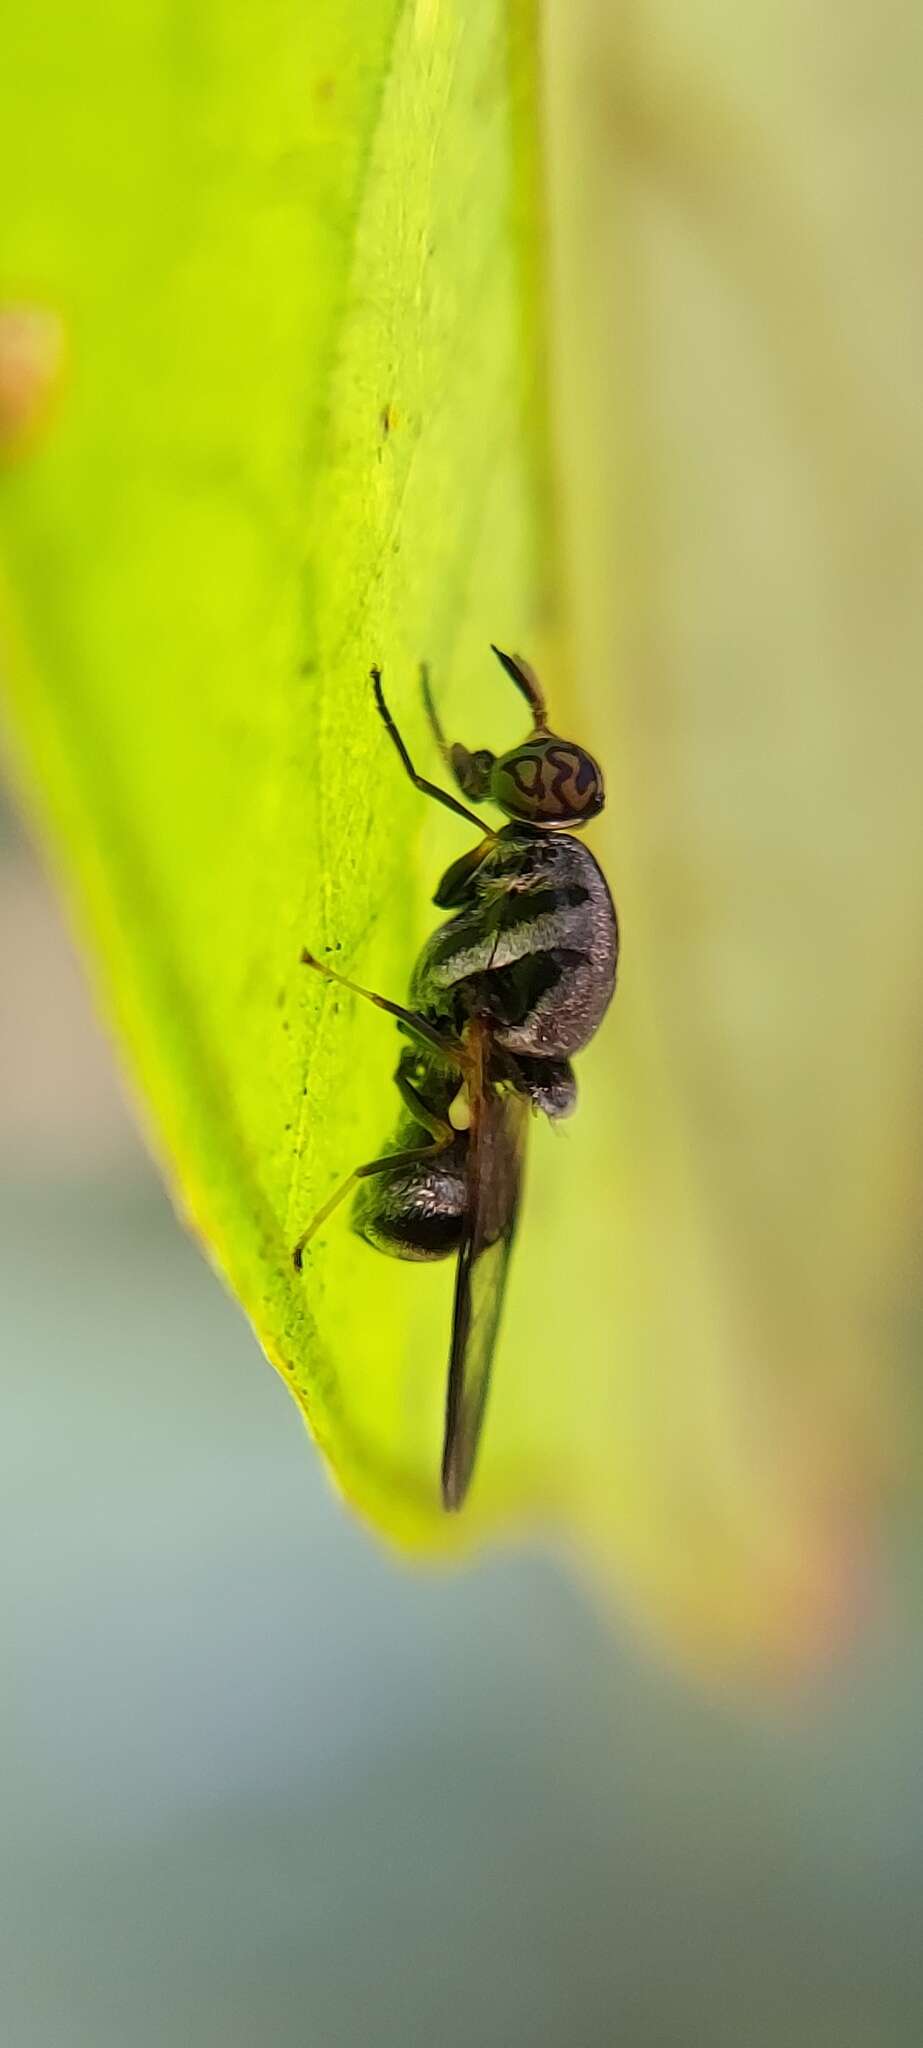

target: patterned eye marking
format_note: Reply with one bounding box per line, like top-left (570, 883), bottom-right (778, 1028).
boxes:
top-left (542, 743), bottom-right (602, 816)
top-left (509, 754), bottom-right (544, 801)
top-left (498, 741), bottom-right (603, 822)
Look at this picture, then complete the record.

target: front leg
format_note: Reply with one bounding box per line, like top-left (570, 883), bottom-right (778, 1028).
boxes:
top-left (371, 669), bottom-right (493, 836)
top-left (420, 663), bottom-right (497, 804)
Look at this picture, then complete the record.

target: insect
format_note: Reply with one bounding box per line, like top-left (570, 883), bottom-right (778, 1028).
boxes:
top-left (293, 646), bottom-right (618, 1510)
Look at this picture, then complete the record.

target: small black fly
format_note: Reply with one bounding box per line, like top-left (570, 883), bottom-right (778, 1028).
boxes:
top-left (293, 648), bottom-right (618, 1510)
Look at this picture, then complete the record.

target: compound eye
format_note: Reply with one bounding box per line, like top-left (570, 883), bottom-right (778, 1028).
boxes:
top-left (492, 737), bottom-right (605, 826)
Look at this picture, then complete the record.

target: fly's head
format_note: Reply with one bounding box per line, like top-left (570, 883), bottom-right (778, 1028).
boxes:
top-left (489, 733), bottom-right (604, 828)
top-left (456, 643), bottom-right (605, 830)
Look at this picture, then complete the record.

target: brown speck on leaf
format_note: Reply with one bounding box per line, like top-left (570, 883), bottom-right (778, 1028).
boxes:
top-left (315, 75), bottom-right (335, 102)
top-left (0, 306), bottom-right (66, 459)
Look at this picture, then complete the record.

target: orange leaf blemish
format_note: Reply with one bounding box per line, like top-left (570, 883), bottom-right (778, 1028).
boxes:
top-left (0, 305), bottom-right (66, 460)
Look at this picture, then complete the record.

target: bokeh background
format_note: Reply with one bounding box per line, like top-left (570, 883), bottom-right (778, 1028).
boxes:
top-left (2, 0), bottom-right (922, 2041)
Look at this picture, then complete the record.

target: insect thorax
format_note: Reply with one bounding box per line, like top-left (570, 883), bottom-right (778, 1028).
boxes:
top-left (411, 827), bottom-right (618, 1066)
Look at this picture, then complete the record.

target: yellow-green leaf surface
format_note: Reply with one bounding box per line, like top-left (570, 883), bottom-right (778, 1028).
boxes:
top-left (0, 2), bottom-right (566, 1554)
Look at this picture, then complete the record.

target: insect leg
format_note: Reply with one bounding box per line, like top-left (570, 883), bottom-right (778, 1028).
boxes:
top-left (419, 661), bottom-right (450, 757)
top-left (418, 663), bottom-right (497, 805)
top-left (292, 1136), bottom-right (452, 1270)
top-left (490, 644), bottom-right (548, 730)
top-left (371, 668), bottom-right (493, 835)
top-left (393, 1068), bottom-right (455, 1141)
top-left (300, 950), bottom-right (469, 1068)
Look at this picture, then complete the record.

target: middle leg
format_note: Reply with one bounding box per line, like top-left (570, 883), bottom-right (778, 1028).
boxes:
top-left (300, 949), bottom-right (469, 1069)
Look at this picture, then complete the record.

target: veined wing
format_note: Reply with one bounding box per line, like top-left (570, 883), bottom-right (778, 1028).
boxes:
top-left (441, 1025), bottom-right (529, 1511)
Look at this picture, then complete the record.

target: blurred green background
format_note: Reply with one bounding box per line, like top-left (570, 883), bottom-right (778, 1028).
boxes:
top-left (3, 0), bottom-right (923, 2039)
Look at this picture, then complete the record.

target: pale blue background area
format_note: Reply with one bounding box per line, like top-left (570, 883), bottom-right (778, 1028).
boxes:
top-left (2, 1168), bottom-right (921, 2048)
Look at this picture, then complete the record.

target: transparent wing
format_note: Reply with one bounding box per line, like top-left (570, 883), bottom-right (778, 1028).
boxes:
top-left (441, 1058), bottom-right (529, 1511)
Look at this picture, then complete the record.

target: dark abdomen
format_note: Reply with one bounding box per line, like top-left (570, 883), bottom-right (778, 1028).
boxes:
top-left (352, 1123), bottom-right (467, 1261)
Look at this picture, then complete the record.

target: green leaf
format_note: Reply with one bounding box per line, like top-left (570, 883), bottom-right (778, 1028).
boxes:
top-left (4, 0), bottom-right (917, 1672)
top-left (0, 2), bottom-right (559, 1551)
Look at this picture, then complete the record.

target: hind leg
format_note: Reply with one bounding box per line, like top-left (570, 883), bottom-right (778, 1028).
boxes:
top-left (292, 1130), bottom-right (454, 1270)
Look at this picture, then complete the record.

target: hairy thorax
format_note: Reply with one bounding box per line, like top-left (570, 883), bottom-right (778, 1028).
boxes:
top-left (409, 828), bottom-right (619, 1062)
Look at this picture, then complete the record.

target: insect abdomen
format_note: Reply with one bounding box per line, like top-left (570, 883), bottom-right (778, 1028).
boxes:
top-left (352, 1125), bottom-right (467, 1261)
